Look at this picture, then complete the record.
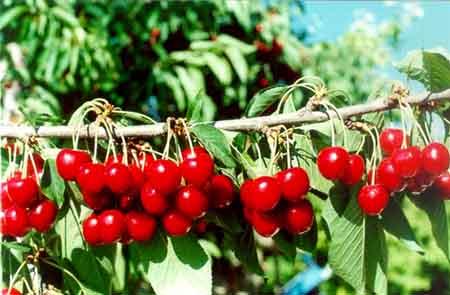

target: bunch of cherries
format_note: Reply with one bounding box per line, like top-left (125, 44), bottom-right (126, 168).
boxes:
top-left (55, 146), bottom-right (235, 246)
top-left (1, 152), bottom-right (58, 238)
top-left (240, 167), bottom-right (314, 238)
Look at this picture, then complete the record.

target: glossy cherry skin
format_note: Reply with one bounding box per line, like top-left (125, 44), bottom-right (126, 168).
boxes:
top-left (249, 210), bottom-right (280, 238)
top-left (391, 146), bottom-right (422, 178)
top-left (380, 128), bottom-right (407, 155)
top-left (118, 194), bottom-right (135, 211)
top-left (27, 152), bottom-right (44, 178)
top-left (1, 182), bottom-right (13, 209)
top-left (317, 147), bottom-right (349, 180)
top-left (0, 210), bottom-right (7, 235)
top-left (56, 149), bottom-right (91, 181)
top-left (104, 163), bottom-right (132, 194)
top-left (82, 214), bottom-right (102, 245)
top-left (340, 154), bottom-right (365, 186)
top-left (276, 167), bottom-right (310, 202)
top-left (181, 146), bottom-right (209, 161)
top-left (194, 218), bottom-right (208, 234)
top-left (421, 142), bottom-right (450, 176)
top-left (82, 189), bottom-right (111, 211)
top-left (129, 164), bottom-right (145, 192)
top-left (282, 199), bottom-right (314, 235)
top-left (250, 176), bottom-right (281, 212)
top-left (4, 206), bottom-right (29, 237)
top-left (77, 163), bottom-right (106, 194)
top-left (357, 184), bottom-right (390, 216)
top-left (7, 177), bottom-right (39, 208)
top-left (434, 171), bottom-right (450, 200)
top-left (240, 179), bottom-right (255, 208)
top-left (99, 209), bottom-right (125, 244)
top-left (145, 159), bottom-right (181, 195)
top-left (140, 182), bottom-right (169, 216)
top-left (180, 151), bottom-right (214, 187)
top-left (175, 185), bottom-right (209, 219)
top-left (376, 158), bottom-right (405, 192)
top-left (28, 199), bottom-right (58, 232)
top-left (207, 175), bottom-right (234, 208)
top-left (162, 210), bottom-right (192, 237)
top-left (1, 288), bottom-right (22, 295)
top-left (125, 211), bottom-right (157, 242)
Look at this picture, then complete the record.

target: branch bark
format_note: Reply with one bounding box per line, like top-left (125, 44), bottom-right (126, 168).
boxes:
top-left (1, 88), bottom-right (449, 139)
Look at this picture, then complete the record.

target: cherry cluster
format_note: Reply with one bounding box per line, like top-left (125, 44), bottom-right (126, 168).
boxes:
top-left (55, 146), bottom-right (235, 246)
top-left (239, 167), bottom-right (314, 238)
top-left (1, 152), bottom-right (57, 238)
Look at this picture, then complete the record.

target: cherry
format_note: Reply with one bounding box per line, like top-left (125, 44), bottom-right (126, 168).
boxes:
top-left (421, 142), bottom-right (450, 176)
top-left (405, 178), bottom-right (426, 195)
top-left (207, 175), bottom-right (234, 208)
top-left (380, 128), bottom-right (407, 155)
top-left (138, 152), bottom-right (156, 172)
top-left (1, 182), bottom-right (12, 209)
top-left (145, 159), bottom-right (181, 195)
top-left (56, 149), bottom-right (91, 180)
top-left (0, 210), bottom-right (8, 235)
top-left (376, 158), bottom-right (405, 192)
top-left (340, 154), bottom-right (365, 186)
top-left (28, 199), bottom-right (57, 232)
top-left (4, 206), bottom-right (29, 237)
top-left (194, 218), bottom-right (208, 234)
top-left (175, 185), bottom-right (209, 219)
top-left (105, 154), bottom-right (124, 165)
top-left (240, 179), bottom-right (255, 209)
top-left (162, 210), bottom-right (192, 236)
top-left (82, 190), bottom-right (111, 211)
top-left (276, 167), bottom-right (310, 202)
top-left (99, 209), bottom-right (125, 244)
top-left (82, 214), bottom-right (102, 245)
top-left (243, 207), bottom-right (254, 223)
top-left (1, 288), bottom-right (22, 295)
top-left (125, 211), bottom-right (157, 242)
top-left (357, 184), bottom-right (390, 216)
top-left (140, 182), bottom-right (169, 216)
top-left (104, 163), bottom-right (132, 194)
top-left (129, 164), bottom-right (145, 192)
top-left (27, 153), bottom-right (44, 178)
top-left (414, 169), bottom-right (435, 188)
top-left (181, 146), bottom-right (209, 160)
top-left (317, 147), bottom-right (349, 180)
top-left (7, 177), bottom-right (39, 208)
top-left (77, 163), bottom-right (106, 194)
top-left (249, 176), bottom-right (281, 212)
top-left (391, 146), bottom-right (421, 178)
top-left (249, 210), bottom-right (280, 238)
top-left (180, 148), bottom-right (214, 187)
top-left (282, 199), bottom-right (314, 235)
top-left (118, 194), bottom-right (135, 211)
top-left (434, 171), bottom-right (450, 200)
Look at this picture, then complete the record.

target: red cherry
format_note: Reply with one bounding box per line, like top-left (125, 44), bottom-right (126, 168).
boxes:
top-left (405, 178), bottom-right (426, 195)
top-left (82, 214), bottom-right (102, 245)
top-left (1, 288), bottom-right (21, 295)
top-left (56, 149), bottom-right (91, 180)
top-left (118, 194), bottom-right (135, 211)
top-left (140, 182), bottom-right (169, 216)
top-left (104, 163), bottom-right (132, 194)
top-left (82, 189), bottom-right (111, 210)
top-left (175, 185), bottom-right (209, 219)
top-left (4, 206), bottom-right (29, 237)
top-left (240, 179), bottom-right (255, 208)
top-left (180, 151), bottom-right (214, 187)
top-left (414, 169), bottom-right (435, 188)
top-left (340, 154), bottom-right (365, 186)
top-left (276, 167), bottom-right (310, 202)
top-left (125, 211), bottom-right (157, 242)
top-left (380, 128), bottom-right (407, 155)
top-left (317, 147), bottom-right (349, 180)
top-left (207, 175), bottom-right (234, 208)
top-left (99, 209), bottom-right (125, 244)
top-left (250, 176), bottom-right (281, 212)
top-left (0, 210), bottom-right (8, 235)
top-left (138, 152), bottom-right (156, 171)
top-left (376, 158), bottom-right (405, 192)
top-left (421, 142), bottom-right (450, 176)
top-left (282, 199), bottom-right (314, 235)
top-left (7, 177), bottom-right (39, 208)
top-left (27, 153), bottom-right (44, 178)
top-left (105, 154), bottom-right (124, 165)
top-left (129, 164), bottom-right (145, 192)
top-left (434, 171), bottom-right (450, 200)
top-left (162, 210), bottom-right (192, 236)
top-left (357, 184), bottom-right (390, 216)
top-left (76, 163), bottom-right (106, 194)
top-left (391, 146), bottom-right (421, 178)
top-left (145, 160), bottom-right (181, 195)
top-left (249, 210), bottom-right (280, 238)
top-left (28, 199), bottom-right (57, 232)
top-left (1, 182), bottom-right (13, 209)
top-left (194, 218), bottom-right (208, 234)
top-left (181, 146), bottom-right (209, 161)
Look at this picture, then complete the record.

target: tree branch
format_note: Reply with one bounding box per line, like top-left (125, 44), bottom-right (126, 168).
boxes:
top-left (1, 88), bottom-right (449, 139)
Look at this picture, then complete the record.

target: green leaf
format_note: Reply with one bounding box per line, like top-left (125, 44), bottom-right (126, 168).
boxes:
top-left (381, 199), bottom-right (424, 254)
top-left (186, 93), bottom-right (204, 122)
top-left (0, 5), bottom-right (27, 30)
top-left (411, 191), bottom-right (450, 261)
top-left (40, 159), bottom-right (65, 208)
top-left (273, 231), bottom-right (296, 260)
top-left (130, 233), bottom-right (212, 295)
top-left (217, 35), bottom-right (255, 54)
top-left (423, 52), bottom-right (450, 92)
top-left (174, 66), bottom-right (200, 100)
top-left (191, 125), bottom-right (236, 168)
top-left (1, 241), bottom-right (32, 253)
top-left (163, 71), bottom-right (186, 111)
top-left (224, 47), bottom-right (248, 82)
top-left (224, 229), bottom-right (263, 275)
top-left (245, 86), bottom-right (288, 117)
top-left (225, 1), bottom-right (251, 32)
top-left (51, 7), bottom-right (79, 27)
top-left (203, 53), bottom-right (232, 85)
top-left (294, 220), bottom-right (318, 253)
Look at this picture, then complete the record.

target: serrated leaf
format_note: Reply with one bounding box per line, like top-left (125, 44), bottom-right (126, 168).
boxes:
top-left (245, 86), bottom-right (288, 117)
top-left (203, 53), bottom-right (232, 85)
top-left (381, 199), bottom-right (424, 254)
top-left (224, 47), bottom-right (248, 82)
top-left (40, 159), bottom-right (65, 208)
top-left (191, 125), bottom-right (236, 168)
top-left (423, 52), bottom-right (450, 92)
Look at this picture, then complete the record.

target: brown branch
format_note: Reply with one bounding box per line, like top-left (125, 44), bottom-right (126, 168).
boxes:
top-left (1, 88), bottom-right (449, 139)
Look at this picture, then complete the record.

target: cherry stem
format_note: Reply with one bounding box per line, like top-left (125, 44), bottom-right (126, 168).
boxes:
top-left (323, 101), bottom-right (348, 149)
top-left (372, 127), bottom-right (383, 161)
top-left (93, 120), bottom-right (100, 164)
top-left (21, 277), bottom-right (33, 294)
top-left (21, 142), bottom-right (29, 178)
top-left (28, 147), bottom-right (40, 184)
top-left (356, 136), bottom-right (366, 155)
top-left (365, 127), bottom-right (378, 185)
top-left (101, 119), bottom-right (117, 161)
top-left (173, 135), bottom-right (183, 163)
top-left (266, 132), bottom-right (278, 175)
top-left (403, 102), bottom-right (431, 145)
top-left (40, 258), bottom-right (86, 294)
top-left (398, 103), bottom-right (408, 148)
top-left (162, 126), bottom-right (173, 160)
top-left (7, 260), bottom-right (27, 294)
top-left (181, 119), bottom-right (194, 158)
top-left (131, 150), bottom-right (140, 169)
top-left (73, 107), bottom-right (96, 150)
top-left (322, 104), bottom-right (336, 147)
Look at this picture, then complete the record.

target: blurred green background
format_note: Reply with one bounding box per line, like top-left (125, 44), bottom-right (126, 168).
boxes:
top-left (1, 1), bottom-right (449, 294)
